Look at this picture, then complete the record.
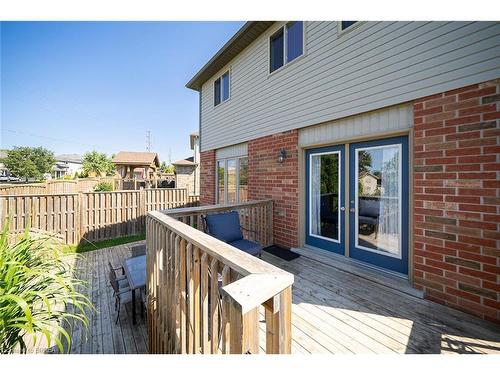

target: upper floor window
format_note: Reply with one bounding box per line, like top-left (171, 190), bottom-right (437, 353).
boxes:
top-left (214, 71), bottom-right (230, 106)
top-left (340, 21), bottom-right (357, 31)
top-left (270, 21), bottom-right (303, 73)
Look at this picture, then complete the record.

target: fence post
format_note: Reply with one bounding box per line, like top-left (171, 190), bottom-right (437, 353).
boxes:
top-left (78, 192), bottom-right (84, 243)
top-left (139, 189), bottom-right (147, 233)
top-left (0, 196), bottom-right (5, 230)
top-left (267, 200), bottom-right (274, 247)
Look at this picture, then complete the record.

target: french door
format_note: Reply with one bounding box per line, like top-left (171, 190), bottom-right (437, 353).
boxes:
top-left (305, 145), bottom-right (345, 255)
top-left (306, 136), bottom-right (409, 275)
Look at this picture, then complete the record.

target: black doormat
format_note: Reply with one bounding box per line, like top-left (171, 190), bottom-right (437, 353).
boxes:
top-left (263, 245), bottom-right (301, 261)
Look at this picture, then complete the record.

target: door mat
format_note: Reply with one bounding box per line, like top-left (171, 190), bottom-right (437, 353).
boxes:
top-left (263, 245), bottom-right (300, 261)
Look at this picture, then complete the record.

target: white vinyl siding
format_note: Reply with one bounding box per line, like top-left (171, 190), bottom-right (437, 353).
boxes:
top-left (299, 103), bottom-right (413, 147)
top-left (215, 142), bottom-right (248, 159)
top-left (199, 21), bottom-right (500, 151)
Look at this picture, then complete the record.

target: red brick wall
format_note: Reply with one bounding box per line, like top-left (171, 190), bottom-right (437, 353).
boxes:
top-left (413, 79), bottom-right (500, 324)
top-left (248, 130), bottom-right (299, 249)
top-left (199, 150), bottom-right (216, 205)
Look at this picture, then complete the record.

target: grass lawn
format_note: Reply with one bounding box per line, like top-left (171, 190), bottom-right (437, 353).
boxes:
top-left (63, 234), bottom-right (145, 254)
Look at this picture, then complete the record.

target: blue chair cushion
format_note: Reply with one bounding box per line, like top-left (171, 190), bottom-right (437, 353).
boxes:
top-left (205, 211), bottom-right (243, 243)
top-left (229, 239), bottom-right (262, 257)
top-left (359, 199), bottom-right (380, 218)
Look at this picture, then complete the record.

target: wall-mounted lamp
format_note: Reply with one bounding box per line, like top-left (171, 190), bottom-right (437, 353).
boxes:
top-left (278, 148), bottom-right (287, 164)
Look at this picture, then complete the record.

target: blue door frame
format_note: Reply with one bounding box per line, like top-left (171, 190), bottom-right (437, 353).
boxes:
top-left (348, 136), bottom-right (409, 275)
top-left (305, 145), bottom-right (345, 255)
top-left (305, 136), bottom-right (409, 276)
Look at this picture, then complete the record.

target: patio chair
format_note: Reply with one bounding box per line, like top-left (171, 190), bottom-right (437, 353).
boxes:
top-left (131, 244), bottom-right (146, 258)
top-left (108, 261), bottom-right (129, 293)
top-left (358, 199), bottom-right (380, 238)
top-left (203, 211), bottom-right (262, 258)
top-left (108, 270), bottom-right (145, 324)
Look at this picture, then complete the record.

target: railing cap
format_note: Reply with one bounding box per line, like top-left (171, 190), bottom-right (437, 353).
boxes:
top-left (163, 199), bottom-right (272, 216)
top-left (221, 274), bottom-right (293, 313)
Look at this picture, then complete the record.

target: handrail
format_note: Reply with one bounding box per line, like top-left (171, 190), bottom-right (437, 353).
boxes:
top-left (163, 199), bottom-right (274, 247)
top-left (148, 211), bottom-right (287, 277)
top-left (146, 200), bottom-right (293, 354)
top-left (165, 199), bottom-right (273, 216)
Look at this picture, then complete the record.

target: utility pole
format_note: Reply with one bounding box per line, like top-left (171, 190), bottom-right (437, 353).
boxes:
top-left (146, 131), bottom-right (152, 152)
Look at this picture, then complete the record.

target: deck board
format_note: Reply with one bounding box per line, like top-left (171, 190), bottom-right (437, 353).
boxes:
top-left (20, 241), bottom-right (500, 354)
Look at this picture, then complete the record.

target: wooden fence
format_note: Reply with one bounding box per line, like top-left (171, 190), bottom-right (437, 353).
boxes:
top-left (146, 200), bottom-right (293, 354)
top-left (0, 184), bottom-right (47, 195)
top-left (0, 188), bottom-right (199, 244)
top-left (0, 178), bottom-right (122, 196)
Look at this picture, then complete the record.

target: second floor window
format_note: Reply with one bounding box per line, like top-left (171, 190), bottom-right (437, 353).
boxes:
top-left (340, 21), bottom-right (357, 31)
top-left (214, 71), bottom-right (230, 106)
top-left (270, 21), bottom-right (303, 73)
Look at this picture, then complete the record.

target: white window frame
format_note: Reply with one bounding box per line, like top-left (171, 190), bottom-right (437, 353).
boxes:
top-left (308, 150), bottom-right (342, 244)
top-left (215, 156), bottom-right (248, 204)
top-left (268, 21), bottom-right (306, 75)
top-left (214, 70), bottom-right (231, 107)
top-left (354, 143), bottom-right (403, 259)
top-left (337, 21), bottom-right (363, 36)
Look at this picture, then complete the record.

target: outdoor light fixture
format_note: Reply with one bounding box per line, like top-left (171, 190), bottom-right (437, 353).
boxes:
top-left (278, 148), bottom-right (287, 163)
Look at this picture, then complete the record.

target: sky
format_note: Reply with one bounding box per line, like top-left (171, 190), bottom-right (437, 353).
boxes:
top-left (0, 21), bottom-right (244, 163)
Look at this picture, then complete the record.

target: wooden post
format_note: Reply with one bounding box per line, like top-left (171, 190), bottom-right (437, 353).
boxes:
top-left (200, 253), bottom-right (209, 353)
top-left (76, 192), bottom-right (82, 243)
top-left (209, 258), bottom-right (219, 354)
top-left (0, 196), bottom-right (5, 232)
top-left (267, 200), bottom-right (274, 246)
top-left (179, 239), bottom-right (187, 354)
top-left (228, 301), bottom-right (259, 354)
top-left (139, 189), bottom-right (146, 232)
top-left (264, 286), bottom-right (292, 354)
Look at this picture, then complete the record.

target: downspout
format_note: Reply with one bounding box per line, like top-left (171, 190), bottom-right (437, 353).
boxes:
top-left (197, 90), bottom-right (202, 196)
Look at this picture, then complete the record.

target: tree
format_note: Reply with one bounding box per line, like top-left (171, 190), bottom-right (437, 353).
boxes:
top-left (82, 151), bottom-right (114, 177)
top-left (0, 147), bottom-right (55, 181)
top-left (160, 161), bottom-right (175, 174)
top-left (358, 150), bottom-right (373, 173)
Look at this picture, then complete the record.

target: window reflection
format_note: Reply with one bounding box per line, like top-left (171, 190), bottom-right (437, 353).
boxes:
top-left (217, 160), bottom-right (225, 204)
top-left (357, 146), bottom-right (401, 256)
top-left (239, 158), bottom-right (248, 202)
top-left (311, 153), bottom-right (340, 241)
top-left (227, 159), bottom-right (237, 203)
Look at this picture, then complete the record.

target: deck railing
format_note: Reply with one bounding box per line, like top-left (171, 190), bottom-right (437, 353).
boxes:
top-left (146, 200), bottom-right (294, 354)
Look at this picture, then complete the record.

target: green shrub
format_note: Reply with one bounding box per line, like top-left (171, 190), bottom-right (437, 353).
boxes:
top-left (93, 182), bottom-right (114, 192)
top-left (0, 226), bottom-right (91, 353)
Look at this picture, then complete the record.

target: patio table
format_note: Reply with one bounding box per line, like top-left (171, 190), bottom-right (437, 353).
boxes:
top-left (123, 254), bottom-right (146, 325)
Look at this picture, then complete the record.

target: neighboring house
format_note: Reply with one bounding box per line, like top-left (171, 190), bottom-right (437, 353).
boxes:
top-left (172, 157), bottom-right (197, 196)
top-left (52, 153), bottom-right (83, 179)
top-left (112, 151), bottom-right (160, 181)
top-left (172, 132), bottom-right (201, 196)
top-left (358, 172), bottom-right (379, 196)
top-left (191, 132), bottom-right (200, 195)
top-left (187, 21), bottom-right (500, 322)
top-left (0, 150), bottom-right (9, 179)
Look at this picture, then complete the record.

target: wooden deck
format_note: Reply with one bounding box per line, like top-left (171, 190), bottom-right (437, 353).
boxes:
top-left (25, 240), bottom-right (500, 354)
